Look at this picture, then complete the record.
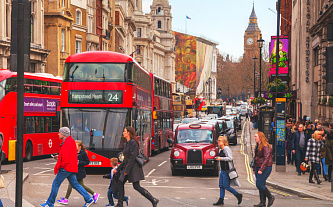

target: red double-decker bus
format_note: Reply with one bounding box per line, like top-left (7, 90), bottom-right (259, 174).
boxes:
top-left (194, 97), bottom-right (206, 111)
top-left (151, 75), bottom-right (173, 155)
top-left (0, 69), bottom-right (62, 161)
top-left (60, 51), bottom-right (153, 167)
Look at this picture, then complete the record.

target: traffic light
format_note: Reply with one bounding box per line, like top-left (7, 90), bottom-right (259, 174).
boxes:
top-left (322, 47), bottom-right (333, 95)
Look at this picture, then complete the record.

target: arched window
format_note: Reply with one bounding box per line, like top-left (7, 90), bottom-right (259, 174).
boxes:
top-left (76, 10), bottom-right (81, 25)
top-left (158, 21), bottom-right (162, 29)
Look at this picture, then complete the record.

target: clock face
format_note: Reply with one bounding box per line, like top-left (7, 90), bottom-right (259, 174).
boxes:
top-left (247, 38), bottom-right (254, 45)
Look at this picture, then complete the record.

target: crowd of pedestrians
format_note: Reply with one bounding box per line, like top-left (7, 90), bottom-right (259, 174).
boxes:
top-left (285, 116), bottom-right (333, 184)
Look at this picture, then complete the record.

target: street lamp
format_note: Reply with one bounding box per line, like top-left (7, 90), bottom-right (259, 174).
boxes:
top-left (257, 37), bottom-right (265, 99)
top-left (253, 56), bottom-right (258, 97)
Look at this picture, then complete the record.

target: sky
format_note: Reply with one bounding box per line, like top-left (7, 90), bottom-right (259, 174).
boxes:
top-left (142, 0), bottom-right (278, 60)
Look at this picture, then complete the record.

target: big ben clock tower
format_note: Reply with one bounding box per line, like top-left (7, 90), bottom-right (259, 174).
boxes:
top-left (244, 4), bottom-right (262, 56)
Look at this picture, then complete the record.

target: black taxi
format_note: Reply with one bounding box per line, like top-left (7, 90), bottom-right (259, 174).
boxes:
top-left (167, 123), bottom-right (219, 176)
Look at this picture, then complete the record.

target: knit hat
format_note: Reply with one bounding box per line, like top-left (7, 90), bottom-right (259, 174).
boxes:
top-left (59, 127), bottom-right (70, 137)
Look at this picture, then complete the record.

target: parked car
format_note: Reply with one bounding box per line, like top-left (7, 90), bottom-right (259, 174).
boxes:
top-left (167, 123), bottom-right (219, 176)
top-left (218, 117), bottom-right (237, 145)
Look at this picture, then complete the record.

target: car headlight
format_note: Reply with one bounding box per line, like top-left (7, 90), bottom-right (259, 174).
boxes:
top-left (209, 150), bottom-right (216, 157)
top-left (118, 152), bottom-right (124, 162)
top-left (174, 150), bottom-right (180, 157)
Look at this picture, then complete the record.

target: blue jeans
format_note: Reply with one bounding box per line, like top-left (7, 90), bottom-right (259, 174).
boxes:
top-left (218, 170), bottom-right (238, 198)
top-left (46, 168), bottom-right (93, 205)
top-left (295, 149), bottom-right (306, 174)
top-left (0, 199), bottom-right (3, 207)
top-left (107, 188), bottom-right (129, 206)
top-left (322, 158), bottom-right (328, 175)
top-left (255, 166), bottom-right (272, 191)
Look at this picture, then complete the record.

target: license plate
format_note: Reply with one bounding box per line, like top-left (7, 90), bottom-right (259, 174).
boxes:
top-left (187, 165), bottom-right (202, 169)
top-left (89, 161), bottom-right (102, 165)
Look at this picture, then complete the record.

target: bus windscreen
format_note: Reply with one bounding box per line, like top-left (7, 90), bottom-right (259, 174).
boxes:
top-left (63, 63), bottom-right (126, 82)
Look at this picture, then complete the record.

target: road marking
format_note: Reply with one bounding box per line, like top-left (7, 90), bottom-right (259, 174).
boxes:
top-left (33, 169), bottom-right (54, 175)
top-left (45, 162), bottom-right (57, 166)
top-left (146, 169), bottom-right (156, 177)
top-left (158, 161), bottom-right (167, 167)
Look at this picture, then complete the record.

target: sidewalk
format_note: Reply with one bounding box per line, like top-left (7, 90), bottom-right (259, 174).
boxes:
top-left (244, 121), bottom-right (333, 201)
top-left (0, 170), bottom-right (34, 206)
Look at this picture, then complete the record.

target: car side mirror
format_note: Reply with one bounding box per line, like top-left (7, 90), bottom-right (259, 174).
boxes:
top-left (167, 138), bottom-right (174, 144)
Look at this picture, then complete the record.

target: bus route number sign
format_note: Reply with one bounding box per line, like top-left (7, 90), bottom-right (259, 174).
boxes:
top-left (69, 90), bottom-right (123, 104)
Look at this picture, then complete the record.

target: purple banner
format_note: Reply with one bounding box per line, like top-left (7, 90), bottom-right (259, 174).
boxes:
top-left (269, 36), bottom-right (289, 77)
top-left (24, 98), bottom-right (57, 113)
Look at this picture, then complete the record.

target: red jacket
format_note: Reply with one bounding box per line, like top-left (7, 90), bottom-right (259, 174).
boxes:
top-left (54, 136), bottom-right (78, 175)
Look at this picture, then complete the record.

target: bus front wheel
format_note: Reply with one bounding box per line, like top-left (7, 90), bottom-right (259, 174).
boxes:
top-left (24, 142), bottom-right (33, 162)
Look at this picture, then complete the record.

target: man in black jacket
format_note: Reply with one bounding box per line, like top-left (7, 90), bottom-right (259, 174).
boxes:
top-left (292, 124), bottom-right (309, 175)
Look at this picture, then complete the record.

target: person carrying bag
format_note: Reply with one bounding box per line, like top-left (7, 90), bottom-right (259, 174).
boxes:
top-left (213, 136), bottom-right (242, 206)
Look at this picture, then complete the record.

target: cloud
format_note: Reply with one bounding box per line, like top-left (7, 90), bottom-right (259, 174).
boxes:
top-left (142, 0), bottom-right (153, 14)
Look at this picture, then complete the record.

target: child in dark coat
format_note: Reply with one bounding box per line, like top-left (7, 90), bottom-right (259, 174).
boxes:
top-left (103, 158), bottom-right (130, 206)
top-left (57, 140), bottom-right (99, 205)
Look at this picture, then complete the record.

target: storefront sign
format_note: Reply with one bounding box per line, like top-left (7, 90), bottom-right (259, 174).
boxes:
top-left (24, 97), bottom-right (57, 112)
top-left (305, 0), bottom-right (311, 83)
top-left (68, 90), bottom-right (123, 104)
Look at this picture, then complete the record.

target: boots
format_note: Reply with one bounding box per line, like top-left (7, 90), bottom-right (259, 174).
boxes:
top-left (262, 188), bottom-right (275, 207)
top-left (236, 193), bottom-right (243, 205)
top-left (213, 198), bottom-right (224, 206)
top-left (324, 175), bottom-right (328, 181)
top-left (314, 169), bottom-right (322, 184)
top-left (253, 191), bottom-right (266, 207)
top-left (142, 189), bottom-right (159, 207)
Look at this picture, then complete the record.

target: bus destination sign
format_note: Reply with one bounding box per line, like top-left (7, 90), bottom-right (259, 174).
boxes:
top-left (69, 90), bottom-right (123, 104)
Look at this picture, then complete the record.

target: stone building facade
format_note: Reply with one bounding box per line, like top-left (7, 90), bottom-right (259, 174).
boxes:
top-left (244, 5), bottom-right (262, 57)
top-left (291, 0), bottom-right (333, 121)
top-left (0, 0), bottom-right (50, 72)
top-left (133, 0), bottom-right (175, 86)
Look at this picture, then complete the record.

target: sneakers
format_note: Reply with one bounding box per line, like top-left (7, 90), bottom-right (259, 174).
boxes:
top-left (40, 203), bottom-right (54, 207)
top-left (125, 196), bottom-right (130, 206)
top-left (83, 199), bottom-right (94, 207)
top-left (57, 197), bottom-right (68, 205)
top-left (93, 193), bottom-right (100, 203)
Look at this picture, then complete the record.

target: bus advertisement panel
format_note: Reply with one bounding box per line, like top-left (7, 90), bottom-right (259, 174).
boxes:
top-left (0, 69), bottom-right (61, 161)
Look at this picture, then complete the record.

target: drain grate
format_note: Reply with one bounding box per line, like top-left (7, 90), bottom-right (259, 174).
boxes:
top-left (0, 198), bottom-right (15, 207)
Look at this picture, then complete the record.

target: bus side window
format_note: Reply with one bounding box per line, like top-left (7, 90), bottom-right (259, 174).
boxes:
top-left (50, 82), bottom-right (61, 95)
top-left (24, 79), bottom-right (34, 93)
top-left (35, 117), bottom-right (45, 133)
top-left (34, 80), bottom-right (43, 94)
top-left (42, 81), bottom-right (50, 94)
top-left (25, 117), bottom-right (35, 134)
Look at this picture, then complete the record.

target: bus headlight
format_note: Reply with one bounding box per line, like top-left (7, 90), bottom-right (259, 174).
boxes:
top-left (209, 150), bottom-right (216, 157)
top-left (173, 150), bottom-right (180, 157)
top-left (118, 152), bottom-right (124, 162)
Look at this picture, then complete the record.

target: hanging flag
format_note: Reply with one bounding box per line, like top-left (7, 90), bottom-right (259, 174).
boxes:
top-left (186, 15), bottom-right (191, 20)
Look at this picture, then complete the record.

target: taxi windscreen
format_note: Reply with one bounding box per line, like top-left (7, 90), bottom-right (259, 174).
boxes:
top-left (177, 129), bottom-right (213, 144)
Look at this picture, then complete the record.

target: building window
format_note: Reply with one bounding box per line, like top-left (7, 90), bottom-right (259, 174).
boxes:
top-left (31, 16), bottom-right (34, 43)
top-left (314, 48), bottom-right (319, 66)
top-left (137, 45), bottom-right (141, 55)
top-left (158, 7), bottom-right (162, 14)
top-left (6, 5), bottom-right (10, 37)
top-left (158, 21), bottom-right (161, 28)
top-left (62, 0), bottom-right (65, 7)
top-left (137, 28), bottom-right (141, 37)
top-left (75, 40), bottom-right (82, 53)
top-left (88, 16), bottom-right (93, 33)
top-left (76, 10), bottom-right (81, 25)
top-left (61, 29), bottom-right (65, 52)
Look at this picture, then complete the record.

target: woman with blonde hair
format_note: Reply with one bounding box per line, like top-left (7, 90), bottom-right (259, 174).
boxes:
top-left (305, 130), bottom-right (324, 184)
top-left (253, 132), bottom-right (274, 207)
top-left (213, 136), bottom-right (242, 206)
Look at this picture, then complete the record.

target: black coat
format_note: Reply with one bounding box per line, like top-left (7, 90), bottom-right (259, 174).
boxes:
top-left (76, 150), bottom-right (90, 180)
top-left (118, 139), bottom-right (144, 183)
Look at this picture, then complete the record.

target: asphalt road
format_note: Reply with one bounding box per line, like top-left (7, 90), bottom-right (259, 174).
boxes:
top-left (2, 120), bottom-right (333, 207)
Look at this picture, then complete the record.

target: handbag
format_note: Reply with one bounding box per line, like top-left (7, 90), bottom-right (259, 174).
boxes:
top-left (136, 151), bottom-right (148, 167)
top-left (249, 158), bottom-right (255, 168)
top-left (300, 162), bottom-right (310, 172)
top-left (227, 161), bottom-right (238, 179)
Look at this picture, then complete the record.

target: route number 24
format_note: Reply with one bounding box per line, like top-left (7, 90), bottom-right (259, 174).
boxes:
top-left (108, 93), bottom-right (120, 102)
